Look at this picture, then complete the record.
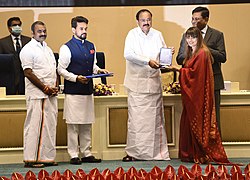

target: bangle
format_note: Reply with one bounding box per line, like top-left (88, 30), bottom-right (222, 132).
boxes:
top-left (43, 85), bottom-right (49, 94)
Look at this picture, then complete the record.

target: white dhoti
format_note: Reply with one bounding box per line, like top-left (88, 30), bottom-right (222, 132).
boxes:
top-left (63, 94), bottom-right (95, 158)
top-left (125, 91), bottom-right (170, 160)
top-left (23, 97), bottom-right (58, 163)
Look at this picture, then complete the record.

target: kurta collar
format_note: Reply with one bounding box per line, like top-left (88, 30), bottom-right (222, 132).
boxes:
top-left (136, 26), bottom-right (153, 37)
top-left (31, 38), bottom-right (47, 48)
top-left (72, 36), bottom-right (85, 44)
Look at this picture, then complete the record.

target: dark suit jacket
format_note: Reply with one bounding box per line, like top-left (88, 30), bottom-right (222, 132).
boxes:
top-left (0, 35), bottom-right (31, 87)
top-left (176, 26), bottom-right (227, 90)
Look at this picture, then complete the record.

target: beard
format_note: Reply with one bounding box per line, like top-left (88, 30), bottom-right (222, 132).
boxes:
top-left (78, 33), bottom-right (87, 40)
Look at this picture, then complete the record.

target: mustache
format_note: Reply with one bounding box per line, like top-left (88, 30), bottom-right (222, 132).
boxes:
top-left (39, 35), bottom-right (47, 38)
top-left (80, 33), bottom-right (87, 40)
top-left (143, 24), bottom-right (150, 27)
top-left (81, 33), bottom-right (87, 36)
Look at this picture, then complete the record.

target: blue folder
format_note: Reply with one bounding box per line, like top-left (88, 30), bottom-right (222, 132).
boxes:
top-left (85, 72), bottom-right (114, 79)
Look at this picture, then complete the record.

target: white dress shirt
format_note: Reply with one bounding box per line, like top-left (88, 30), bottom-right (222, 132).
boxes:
top-left (20, 38), bottom-right (57, 99)
top-left (201, 25), bottom-right (208, 38)
top-left (11, 34), bottom-right (22, 51)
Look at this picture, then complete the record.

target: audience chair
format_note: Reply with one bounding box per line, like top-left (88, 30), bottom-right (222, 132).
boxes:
top-left (96, 52), bottom-right (107, 84)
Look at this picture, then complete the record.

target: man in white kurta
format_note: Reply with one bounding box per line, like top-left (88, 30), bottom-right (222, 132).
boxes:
top-left (20, 21), bottom-right (58, 168)
top-left (123, 9), bottom-right (173, 161)
top-left (58, 16), bottom-right (107, 165)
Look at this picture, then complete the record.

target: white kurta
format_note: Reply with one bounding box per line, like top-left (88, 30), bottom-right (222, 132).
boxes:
top-left (57, 44), bottom-right (99, 124)
top-left (63, 94), bottom-right (95, 124)
top-left (57, 42), bottom-right (100, 158)
top-left (124, 27), bottom-right (166, 93)
top-left (124, 27), bottom-right (170, 160)
top-left (20, 38), bottom-right (58, 163)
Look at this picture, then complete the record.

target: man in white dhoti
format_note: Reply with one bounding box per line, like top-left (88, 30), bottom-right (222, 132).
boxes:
top-left (58, 16), bottom-right (108, 165)
top-left (123, 9), bottom-right (174, 161)
top-left (20, 21), bottom-right (59, 168)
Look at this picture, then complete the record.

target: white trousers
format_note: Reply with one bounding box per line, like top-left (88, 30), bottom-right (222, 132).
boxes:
top-left (23, 97), bottom-right (57, 163)
top-left (67, 124), bottom-right (92, 158)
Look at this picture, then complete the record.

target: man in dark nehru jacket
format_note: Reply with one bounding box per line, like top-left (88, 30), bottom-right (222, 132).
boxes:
top-left (58, 16), bottom-right (109, 165)
top-left (0, 17), bottom-right (31, 95)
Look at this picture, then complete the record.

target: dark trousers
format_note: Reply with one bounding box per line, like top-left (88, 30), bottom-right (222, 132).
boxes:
top-left (214, 90), bottom-right (221, 134)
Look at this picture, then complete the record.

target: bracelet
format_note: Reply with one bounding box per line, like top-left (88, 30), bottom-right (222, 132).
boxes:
top-left (43, 85), bottom-right (49, 94)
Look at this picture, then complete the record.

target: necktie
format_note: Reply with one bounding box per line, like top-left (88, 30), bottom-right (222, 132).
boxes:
top-left (15, 37), bottom-right (21, 53)
top-left (201, 31), bottom-right (205, 38)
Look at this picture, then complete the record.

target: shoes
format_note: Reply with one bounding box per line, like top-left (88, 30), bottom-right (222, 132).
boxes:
top-left (44, 162), bottom-right (58, 166)
top-left (122, 155), bottom-right (134, 162)
top-left (122, 155), bottom-right (143, 162)
top-left (24, 161), bottom-right (58, 168)
top-left (81, 156), bottom-right (102, 163)
top-left (24, 162), bottom-right (45, 168)
top-left (70, 157), bottom-right (82, 165)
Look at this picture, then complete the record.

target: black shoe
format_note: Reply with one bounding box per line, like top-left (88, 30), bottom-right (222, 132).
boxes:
top-left (70, 157), bottom-right (82, 165)
top-left (81, 156), bottom-right (102, 163)
top-left (24, 162), bottom-right (45, 168)
top-left (44, 162), bottom-right (58, 166)
top-left (122, 155), bottom-right (144, 162)
top-left (122, 155), bottom-right (133, 162)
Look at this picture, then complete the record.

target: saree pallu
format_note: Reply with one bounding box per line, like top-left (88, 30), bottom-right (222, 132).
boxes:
top-left (179, 49), bottom-right (230, 164)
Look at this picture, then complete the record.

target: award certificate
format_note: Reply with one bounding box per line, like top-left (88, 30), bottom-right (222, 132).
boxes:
top-left (159, 47), bottom-right (172, 66)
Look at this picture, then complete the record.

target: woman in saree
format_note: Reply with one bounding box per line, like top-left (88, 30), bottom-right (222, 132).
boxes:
top-left (173, 27), bottom-right (230, 164)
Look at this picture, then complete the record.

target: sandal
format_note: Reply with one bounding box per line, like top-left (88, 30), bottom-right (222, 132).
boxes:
top-left (24, 162), bottom-right (45, 168)
top-left (44, 162), bottom-right (58, 166)
top-left (122, 155), bottom-right (136, 162)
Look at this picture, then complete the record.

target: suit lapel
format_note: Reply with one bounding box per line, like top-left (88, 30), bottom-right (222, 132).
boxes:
top-left (7, 35), bottom-right (16, 52)
top-left (204, 26), bottom-right (212, 44)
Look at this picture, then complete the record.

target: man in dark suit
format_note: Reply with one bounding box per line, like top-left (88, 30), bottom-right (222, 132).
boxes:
top-left (0, 17), bottom-right (31, 95)
top-left (176, 6), bottom-right (227, 133)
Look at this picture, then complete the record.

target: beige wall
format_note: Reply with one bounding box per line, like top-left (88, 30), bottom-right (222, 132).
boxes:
top-left (1, 4), bottom-right (249, 90)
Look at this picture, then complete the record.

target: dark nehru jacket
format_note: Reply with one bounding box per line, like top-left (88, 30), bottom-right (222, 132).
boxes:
top-left (64, 36), bottom-right (95, 95)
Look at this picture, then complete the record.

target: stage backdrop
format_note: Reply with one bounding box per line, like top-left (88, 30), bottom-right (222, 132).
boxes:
top-left (0, 3), bottom-right (249, 90)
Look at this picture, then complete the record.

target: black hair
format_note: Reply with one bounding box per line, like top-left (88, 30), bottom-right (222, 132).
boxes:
top-left (71, 16), bottom-right (89, 28)
top-left (136, 9), bottom-right (152, 21)
top-left (192, 6), bottom-right (209, 19)
top-left (31, 21), bottom-right (45, 33)
top-left (7, 17), bottom-right (22, 27)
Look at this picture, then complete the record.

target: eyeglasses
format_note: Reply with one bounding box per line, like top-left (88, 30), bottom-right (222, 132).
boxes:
top-left (139, 18), bottom-right (152, 23)
top-left (191, 17), bottom-right (202, 22)
top-left (11, 24), bottom-right (21, 27)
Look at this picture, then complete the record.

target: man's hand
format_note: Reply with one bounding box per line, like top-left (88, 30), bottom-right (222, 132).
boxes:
top-left (43, 86), bottom-right (58, 96)
top-left (168, 46), bottom-right (175, 55)
top-left (77, 75), bottom-right (89, 84)
top-left (97, 69), bottom-right (109, 74)
top-left (149, 60), bottom-right (160, 69)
